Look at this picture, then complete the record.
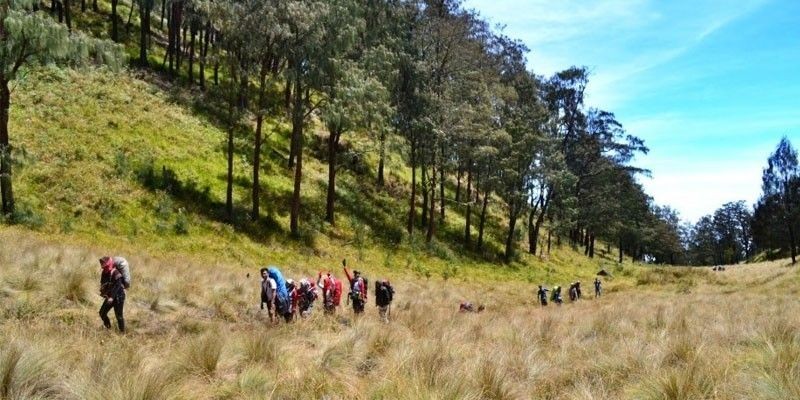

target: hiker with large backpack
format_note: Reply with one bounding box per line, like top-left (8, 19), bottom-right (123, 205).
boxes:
top-left (375, 279), bottom-right (394, 323)
top-left (537, 285), bottom-right (549, 306)
top-left (260, 268), bottom-right (277, 323)
top-left (569, 283), bottom-right (578, 302)
top-left (267, 266), bottom-right (292, 322)
top-left (297, 278), bottom-right (318, 318)
top-left (98, 256), bottom-right (127, 333)
top-left (317, 271), bottom-right (343, 314)
top-left (551, 286), bottom-right (563, 305)
top-left (343, 260), bottom-right (367, 315)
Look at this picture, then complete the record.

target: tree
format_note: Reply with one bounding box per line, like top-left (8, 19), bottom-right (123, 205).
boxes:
top-left (280, 0), bottom-right (330, 236)
top-left (761, 137), bottom-right (800, 264)
top-left (137, 0), bottom-right (155, 65)
top-left (1, 0), bottom-right (123, 217)
top-left (316, 0), bottom-right (393, 226)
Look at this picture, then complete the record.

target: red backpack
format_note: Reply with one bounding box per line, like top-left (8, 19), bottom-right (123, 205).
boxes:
top-left (332, 278), bottom-right (343, 306)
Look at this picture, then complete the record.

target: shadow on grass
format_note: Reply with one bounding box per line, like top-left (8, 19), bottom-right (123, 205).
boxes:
top-left (134, 160), bottom-right (286, 243)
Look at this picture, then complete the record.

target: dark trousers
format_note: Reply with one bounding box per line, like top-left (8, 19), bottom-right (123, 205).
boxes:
top-left (352, 298), bottom-right (365, 314)
top-left (99, 297), bottom-right (125, 332)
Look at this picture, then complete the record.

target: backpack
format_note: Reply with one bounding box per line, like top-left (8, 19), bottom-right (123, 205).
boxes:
top-left (375, 281), bottom-right (394, 306)
top-left (112, 257), bottom-right (131, 289)
top-left (332, 278), bottom-right (343, 306)
top-left (351, 276), bottom-right (368, 301)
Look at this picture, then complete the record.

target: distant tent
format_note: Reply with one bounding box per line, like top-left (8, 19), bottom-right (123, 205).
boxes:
top-left (596, 269), bottom-right (609, 276)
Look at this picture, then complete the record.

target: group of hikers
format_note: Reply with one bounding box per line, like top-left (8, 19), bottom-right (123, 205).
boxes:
top-left (97, 255), bottom-right (605, 333)
top-left (258, 261), bottom-right (395, 324)
top-left (97, 257), bottom-right (395, 333)
top-left (536, 278), bottom-right (602, 306)
top-left (458, 277), bottom-right (604, 313)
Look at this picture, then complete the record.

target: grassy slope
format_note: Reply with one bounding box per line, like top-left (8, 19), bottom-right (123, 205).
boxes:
top-left (1, 229), bottom-right (799, 399)
top-left (7, 61), bottom-right (623, 285)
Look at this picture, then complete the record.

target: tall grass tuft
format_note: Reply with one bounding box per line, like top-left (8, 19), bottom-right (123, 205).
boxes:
top-left (0, 341), bottom-right (63, 399)
top-left (183, 332), bottom-right (225, 377)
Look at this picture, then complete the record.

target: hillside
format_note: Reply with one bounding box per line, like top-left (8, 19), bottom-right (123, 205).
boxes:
top-left (6, 62), bottom-right (622, 284)
top-left (1, 228), bottom-right (798, 399)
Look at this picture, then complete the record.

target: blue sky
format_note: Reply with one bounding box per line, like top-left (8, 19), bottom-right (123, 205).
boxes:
top-left (463, 0), bottom-right (800, 222)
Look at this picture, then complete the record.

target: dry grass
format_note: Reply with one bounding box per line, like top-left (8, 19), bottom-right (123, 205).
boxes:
top-left (1, 230), bottom-right (799, 399)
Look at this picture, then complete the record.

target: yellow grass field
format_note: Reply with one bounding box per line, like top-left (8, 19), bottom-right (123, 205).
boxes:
top-left (1, 228), bottom-right (799, 400)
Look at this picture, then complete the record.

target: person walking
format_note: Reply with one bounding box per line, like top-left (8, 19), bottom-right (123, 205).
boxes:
top-left (594, 278), bottom-right (602, 298)
top-left (98, 256), bottom-right (126, 333)
top-left (537, 285), bottom-right (549, 306)
top-left (375, 279), bottom-right (394, 323)
top-left (260, 267), bottom-right (277, 322)
top-left (343, 260), bottom-right (367, 315)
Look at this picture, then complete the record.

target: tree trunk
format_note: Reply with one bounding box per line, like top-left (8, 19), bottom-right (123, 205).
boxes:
top-left (407, 137), bottom-right (416, 235)
top-left (289, 71), bottom-right (304, 236)
top-left (64, 0), bottom-right (71, 30)
top-left (176, 25), bottom-right (185, 73)
top-left (252, 68), bottom-right (267, 223)
top-left (584, 230), bottom-right (591, 256)
top-left (126, 0), bottom-right (136, 30)
top-left (547, 230), bottom-right (552, 255)
top-left (166, 2), bottom-right (175, 75)
top-left (426, 161), bottom-right (436, 243)
top-left (0, 80), bottom-right (14, 216)
top-left (421, 164), bottom-right (428, 227)
top-left (138, 0), bottom-right (150, 66)
top-left (159, 0), bottom-right (165, 29)
top-left (527, 194), bottom-right (541, 254)
top-left (325, 127), bottom-right (340, 225)
top-left (439, 154), bottom-right (445, 224)
top-left (504, 201), bottom-right (519, 262)
top-left (464, 163), bottom-right (472, 248)
top-left (618, 237), bottom-right (623, 263)
top-left (92, 0), bottom-right (97, 12)
top-left (187, 23), bottom-right (196, 84)
top-left (283, 76), bottom-right (291, 113)
top-left (789, 223), bottom-right (797, 264)
top-left (200, 24), bottom-right (210, 90)
top-left (225, 119), bottom-right (236, 223)
top-left (377, 127), bottom-right (385, 188)
top-left (80, 0), bottom-right (85, 12)
top-left (477, 189), bottom-right (489, 251)
top-left (111, 0), bottom-right (118, 41)
top-left (455, 167), bottom-right (462, 203)
top-left (588, 234), bottom-right (595, 258)
top-left (251, 112), bottom-right (263, 221)
top-left (213, 62), bottom-right (219, 86)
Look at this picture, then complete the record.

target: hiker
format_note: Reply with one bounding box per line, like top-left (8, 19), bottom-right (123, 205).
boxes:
top-left (375, 279), bottom-right (394, 323)
top-left (537, 285), bottom-right (549, 306)
top-left (568, 283), bottom-right (578, 302)
top-left (285, 279), bottom-right (299, 321)
top-left (575, 281), bottom-right (582, 300)
top-left (343, 260), bottom-right (367, 314)
top-left (459, 301), bottom-right (485, 313)
top-left (267, 266), bottom-right (292, 322)
top-left (317, 271), bottom-right (343, 314)
top-left (98, 256), bottom-right (126, 333)
top-left (260, 268), bottom-right (277, 322)
top-left (594, 278), bottom-right (602, 298)
top-left (297, 278), bottom-right (318, 317)
top-left (551, 285), bottom-right (563, 305)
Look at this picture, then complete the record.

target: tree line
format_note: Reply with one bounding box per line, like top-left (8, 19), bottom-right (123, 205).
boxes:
top-left (676, 137), bottom-right (798, 266)
top-left (2, 0), bottom-right (705, 263)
